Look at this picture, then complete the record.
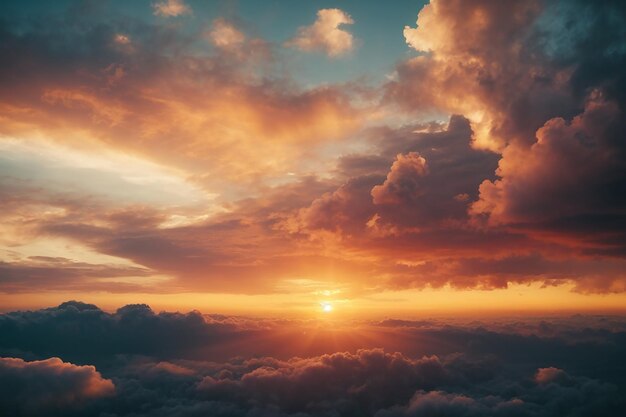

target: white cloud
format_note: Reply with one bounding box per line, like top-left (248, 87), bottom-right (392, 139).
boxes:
top-left (286, 8), bottom-right (355, 57)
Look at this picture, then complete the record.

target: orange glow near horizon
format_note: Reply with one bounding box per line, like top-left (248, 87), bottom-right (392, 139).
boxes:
top-left (2, 283), bottom-right (626, 318)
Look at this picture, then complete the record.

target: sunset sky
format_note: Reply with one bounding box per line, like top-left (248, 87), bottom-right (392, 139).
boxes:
top-left (1, 0), bottom-right (625, 316)
top-left (1, 1), bottom-right (626, 416)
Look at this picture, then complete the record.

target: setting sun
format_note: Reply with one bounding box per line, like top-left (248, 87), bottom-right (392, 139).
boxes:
top-left (321, 302), bottom-right (333, 313)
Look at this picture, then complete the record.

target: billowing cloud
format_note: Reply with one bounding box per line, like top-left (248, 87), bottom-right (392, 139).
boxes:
top-left (372, 152), bottom-right (428, 205)
top-left (286, 8), bottom-right (355, 57)
top-left (293, 116), bottom-right (495, 235)
top-left (1, 303), bottom-right (625, 416)
top-left (470, 93), bottom-right (626, 261)
top-left (0, 357), bottom-right (114, 415)
top-left (152, 0), bottom-right (191, 17)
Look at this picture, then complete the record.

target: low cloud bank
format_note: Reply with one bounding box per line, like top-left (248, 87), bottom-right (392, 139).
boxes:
top-left (1, 302), bottom-right (625, 416)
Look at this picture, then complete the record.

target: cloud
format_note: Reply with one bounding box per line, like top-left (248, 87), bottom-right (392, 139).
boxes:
top-left (0, 357), bottom-right (114, 415)
top-left (375, 0), bottom-right (626, 292)
top-left (1, 0), bottom-right (625, 297)
top-left (470, 92), bottom-right (626, 259)
top-left (390, 0), bottom-right (581, 152)
top-left (286, 8), bottom-right (355, 57)
top-left (0, 5), bottom-right (367, 294)
top-left (1, 303), bottom-right (625, 416)
top-left (0, 257), bottom-right (152, 293)
top-left (0, 301), bottom-right (241, 362)
top-left (0, 10), bottom-right (363, 186)
top-left (152, 0), bottom-right (191, 17)
top-left (535, 367), bottom-right (572, 385)
top-left (375, 390), bottom-right (525, 417)
top-left (208, 19), bottom-right (246, 49)
top-left (197, 349), bottom-right (451, 414)
top-left (293, 115), bottom-right (495, 235)
top-left (372, 152), bottom-right (429, 205)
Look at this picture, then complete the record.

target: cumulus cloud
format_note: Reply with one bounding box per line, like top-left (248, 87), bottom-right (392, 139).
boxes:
top-left (0, 357), bottom-right (114, 415)
top-left (152, 0), bottom-right (191, 17)
top-left (293, 115), bottom-right (495, 236)
top-left (394, 0), bottom-right (553, 151)
top-left (286, 8), bottom-right (355, 57)
top-left (391, 0), bottom-right (626, 260)
top-left (372, 152), bottom-right (429, 205)
top-left (470, 92), bottom-right (626, 259)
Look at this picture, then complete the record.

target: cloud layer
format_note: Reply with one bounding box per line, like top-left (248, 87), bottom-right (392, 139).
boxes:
top-left (1, 303), bottom-right (625, 416)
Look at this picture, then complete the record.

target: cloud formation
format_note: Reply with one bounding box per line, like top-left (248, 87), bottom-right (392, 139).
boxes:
top-left (0, 0), bottom-right (625, 300)
top-left (470, 92), bottom-right (626, 261)
top-left (287, 8), bottom-right (355, 57)
top-left (152, 0), bottom-right (191, 17)
top-left (371, 152), bottom-right (428, 206)
top-left (1, 303), bottom-right (625, 417)
top-left (0, 301), bottom-right (240, 361)
top-left (0, 357), bottom-right (114, 415)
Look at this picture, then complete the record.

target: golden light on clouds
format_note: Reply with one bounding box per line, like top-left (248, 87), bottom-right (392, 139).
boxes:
top-left (2, 1), bottom-right (626, 415)
top-left (0, 0), bottom-right (624, 318)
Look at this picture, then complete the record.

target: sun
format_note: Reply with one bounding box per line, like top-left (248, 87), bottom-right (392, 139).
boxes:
top-left (321, 302), bottom-right (333, 313)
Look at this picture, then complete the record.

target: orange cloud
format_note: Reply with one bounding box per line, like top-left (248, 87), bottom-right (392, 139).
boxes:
top-left (0, 20), bottom-right (364, 186)
top-left (389, 0), bottom-right (572, 151)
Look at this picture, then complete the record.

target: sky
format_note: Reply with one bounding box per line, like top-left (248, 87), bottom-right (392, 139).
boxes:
top-left (1, 0), bottom-right (625, 316)
top-left (1, 0), bottom-right (626, 415)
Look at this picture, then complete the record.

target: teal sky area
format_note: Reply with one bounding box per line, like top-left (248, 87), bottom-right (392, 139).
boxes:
top-left (3, 0), bottom-right (427, 86)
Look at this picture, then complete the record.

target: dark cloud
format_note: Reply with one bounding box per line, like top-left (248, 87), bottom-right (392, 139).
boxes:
top-left (0, 301), bottom-right (241, 362)
top-left (390, 0), bottom-right (626, 263)
top-left (1, 303), bottom-right (625, 416)
top-left (294, 115), bottom-right (498, 234)
top-left (0, 356), bottom-right (114, 416)
top-left (470, 93), bottom-right (626, 261)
